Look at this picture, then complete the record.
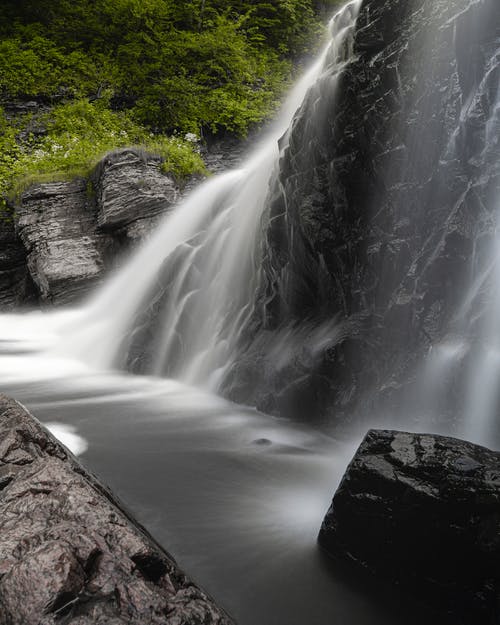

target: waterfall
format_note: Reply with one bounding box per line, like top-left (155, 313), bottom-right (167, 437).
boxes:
top-left (413, 41), bottom-right (500, 445)
top-left (460, 75), bottom-right (500, 445)
top-left (0, 4), bottom-right (498, 621)
top-left (2, 0), bottom-right (497, 442)
top-left (64, 0), bottom-right (362, 389)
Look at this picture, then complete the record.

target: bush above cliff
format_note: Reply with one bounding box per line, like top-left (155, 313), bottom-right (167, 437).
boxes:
top-left (0, 0), bottom-right (337, 137)
top-left (0, 100), bottom-right (207, 211)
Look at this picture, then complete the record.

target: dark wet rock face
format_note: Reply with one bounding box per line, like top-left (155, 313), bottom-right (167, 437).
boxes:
top-left (222, 0), bottom-right (500, 421)
top-left (0, 394), bottom-right (233, 625)
top-left (0, 218), bottom-right (33, 309)
top-left (318, 429), bottom-right (500, 624)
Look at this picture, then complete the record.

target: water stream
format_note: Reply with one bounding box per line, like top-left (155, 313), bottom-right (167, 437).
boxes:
top-left (0, 0), bottom-right (498, 623)
top-left (55, 2), bottom-right (362, 390)
top-left (0, 339), bottom-right (437, 625)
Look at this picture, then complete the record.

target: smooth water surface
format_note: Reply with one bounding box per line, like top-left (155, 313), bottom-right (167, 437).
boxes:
top-left (0, 326), bottom-right (441, 625)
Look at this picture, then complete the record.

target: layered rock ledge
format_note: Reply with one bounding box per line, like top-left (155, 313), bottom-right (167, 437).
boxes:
top-left (0, 394), bottom-right (234, 625)
top-left (0, 136), bottom-right (248, 310)
top-left (6, 148), bottom-right (183, 307)
top-left (318, 430), bottom-right (500, 624)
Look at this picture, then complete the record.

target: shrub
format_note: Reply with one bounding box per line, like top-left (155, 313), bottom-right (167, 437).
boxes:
top-left (0, 100), bottom-right (207, 207)
top-left (0, 0), bottom-right (327, 136)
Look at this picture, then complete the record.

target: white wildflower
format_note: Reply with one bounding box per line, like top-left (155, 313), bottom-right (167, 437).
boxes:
top-left (184, 132), bottom-right (199, 143)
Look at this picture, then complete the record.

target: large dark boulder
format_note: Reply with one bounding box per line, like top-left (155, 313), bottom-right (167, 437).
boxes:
top-left (318, 429), bottom-right (500, 624)
top-left (0, 394), bottom-right (234, 625)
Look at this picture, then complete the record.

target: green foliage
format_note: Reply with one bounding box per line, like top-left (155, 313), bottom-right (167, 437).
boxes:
top-left (0, 100), bottom-right (206, 207)
top-left (0, 0), bottom-right (327, 207)
top-left (0, 110), bottom-right (22, 214)
top-left (0, 36), bottom-right (115, 98)
top-left (0, 0), bottom-right (327, 136)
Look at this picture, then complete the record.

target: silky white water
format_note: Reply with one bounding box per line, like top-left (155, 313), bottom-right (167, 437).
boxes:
top-left (43, 0), bottom-right (363, 390)
top-left (412, 64), bottom-right (500, 447)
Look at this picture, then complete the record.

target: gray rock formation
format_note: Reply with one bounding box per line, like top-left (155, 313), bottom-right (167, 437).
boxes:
top-left (318, 429), bottom-right (500, 624)
top-left (16, 179), bottom-right (106, 305)
top-left (0, 394), bottom-right (234, 625)
top-left (4, 148), bottom-right (183, 307)
top-left (92, 148), bottom-right (180, 239)
top-left (222, 0), bottom-right (500, 423)
top-left (0, 136), bottom-right (249, 309)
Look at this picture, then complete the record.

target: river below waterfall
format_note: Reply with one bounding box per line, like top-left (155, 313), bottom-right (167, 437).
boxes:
top-left (0, 318), bottom-right (443, 625)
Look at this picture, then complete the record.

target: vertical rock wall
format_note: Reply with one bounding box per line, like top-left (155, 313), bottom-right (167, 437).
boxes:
top-left (223, 0), bottom-right (500, 423)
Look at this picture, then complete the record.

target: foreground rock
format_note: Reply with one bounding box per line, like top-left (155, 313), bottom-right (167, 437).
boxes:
top-left (318, 430), bottom-right (500, 624)
top-left (0, 394), bottom-right (234, 625)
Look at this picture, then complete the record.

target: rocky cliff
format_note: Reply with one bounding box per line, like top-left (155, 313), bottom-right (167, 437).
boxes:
top-left (0, 148), bottom-right (183, 307)
top-left (222, 0), bottom-right (500, 423)
top-left (0, 132), bottom-right (249, 309)
top-left (0, 394), bottom-right (233, 625)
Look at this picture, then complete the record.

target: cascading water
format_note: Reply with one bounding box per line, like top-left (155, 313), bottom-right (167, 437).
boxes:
top-left (459, 78), bottom-right (500, 445)
top-left (409, 39), bottom-right (500, 445)
top-left (61, 0), bottom-right (362, 389)
top-left (0, 0), bottom-right (499, 624)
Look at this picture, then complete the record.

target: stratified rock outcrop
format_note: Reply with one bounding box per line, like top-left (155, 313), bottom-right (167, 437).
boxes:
top-left (223, 0), bottom-right (500, 421)
top-left (6, 148), bottom-right (181, 306)
top-left (318, 429), bottom-right (500, 624)
top-left (92, 148), bottom-right (181, 240)
top-left (0, 138), bottom-right (249, 309)
top-left (0, 394), bottom-right (234, 625)
top-left (16, 179), bottom-right (106, 305)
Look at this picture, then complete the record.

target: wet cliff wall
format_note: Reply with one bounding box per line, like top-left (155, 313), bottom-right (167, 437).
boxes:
top-left (223, 0), bottom-right (500, 424)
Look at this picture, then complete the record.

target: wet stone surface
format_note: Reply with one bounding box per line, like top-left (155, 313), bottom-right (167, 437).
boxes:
top-left (223, 0), bottom-right (500, 424)
top-left (0, 394), bottom-right (234, 625)
top-left (319, 429), bottom-right (500, 624)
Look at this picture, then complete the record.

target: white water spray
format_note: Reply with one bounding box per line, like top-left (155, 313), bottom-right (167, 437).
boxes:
top-left (59, 1), bottom-right (362, 388)
top-left (414, 68), bottom-right (500, 445)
